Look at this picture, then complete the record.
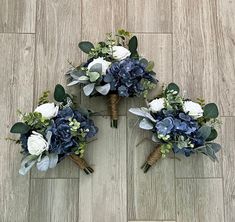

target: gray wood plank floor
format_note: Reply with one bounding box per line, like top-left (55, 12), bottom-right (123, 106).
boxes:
top-left (0, 0), bottom-right (234, 221)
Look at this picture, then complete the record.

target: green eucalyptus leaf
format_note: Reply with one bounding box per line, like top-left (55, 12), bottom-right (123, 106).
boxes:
top-left (198, 126), bottom-right (211, 140)
top-left (10, 122), bottom-right (30, 134)
top-left (145, 61), bottom-right (154, 72)
top-left (78, 41), bottom-right (94, 54)
top-left (54, 84), bottom-right (66, 102)
top-left (83, 83), bottom-right (95, 96)
top-left (128, 36), bottom-right (138, 53)
top-left (203, 103), bottom-right (219, 118)
top-left (206, 128), bottom-right (218, 141)
top-left (166, 82), bottom-right (180, 94)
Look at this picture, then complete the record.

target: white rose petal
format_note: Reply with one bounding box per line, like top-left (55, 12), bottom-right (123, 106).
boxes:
top-left (183, 101), bottom-right (204, 119)
top-left (149, 98), bottom-right (165, 113)
top-left (112, 46), bottom-right (131, 61)
top-left (34, 103), bottom-right (59, 119)
top-left (87, 57), bottom-right (111, 75)
top-left (27, 132), bottom-right (49, 156)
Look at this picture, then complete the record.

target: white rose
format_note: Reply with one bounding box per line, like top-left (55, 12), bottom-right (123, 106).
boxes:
top-left (112, 46), bottom-right (131, 61)
top-left (27, 132), bottom-right (49, 156)
top-left (149, 98), bottom-right (165, 113)
top-left (34, 103), bottom-right (59, 119)
top-left (87, 57), bottom-right (111, 75)
top-left (183, 101), bottom-right (203, 119)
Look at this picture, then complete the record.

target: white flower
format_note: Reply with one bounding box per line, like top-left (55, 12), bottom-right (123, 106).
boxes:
top-left (183, 101), bottom-right (203, 119)
top-left (34, 103), bottom-right (59, 119)
top-left (149, 98), bottom-right (165, 113)
top-left (27, 132), bottom-right (49, 156)
top-left (87, 57), bottom-right (111, 75)
top-left (112, 46), bottom-right (131, 61)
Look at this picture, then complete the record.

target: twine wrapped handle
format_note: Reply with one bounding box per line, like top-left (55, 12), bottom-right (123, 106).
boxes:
top-left (141, 145), bottom-right (162, 173)
top-left (109, 94), bottom-right (120, 128)
top-left (69, 154), bottom-right (94, 174)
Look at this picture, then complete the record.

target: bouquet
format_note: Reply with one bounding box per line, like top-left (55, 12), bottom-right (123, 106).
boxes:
top-left (10, 84), bottom-right (98, 175)
top-left (66, 29), bottom-right (157, 128)
top-left (129, 83), bottom-right (221, 173)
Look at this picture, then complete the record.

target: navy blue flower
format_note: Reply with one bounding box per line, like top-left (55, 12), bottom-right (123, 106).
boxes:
top-left (156, 117), bottom-right (174, 135)
top-left (173, 144), bottom-right (194, 157)
top-left (104, 58), bottom-right (157, 97)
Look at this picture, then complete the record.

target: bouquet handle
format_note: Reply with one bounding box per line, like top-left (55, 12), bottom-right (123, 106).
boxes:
top-left (69, 154), bottom-right (94, 174)
top-left (141, 145), bottom-right (162, 173)
top-left (109, 94), bottom-right (120, 128)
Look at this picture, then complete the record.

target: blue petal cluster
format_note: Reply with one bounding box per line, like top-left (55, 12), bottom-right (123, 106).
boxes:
top-left (48, 107), bottom-right (98, 155)
top-left (103, 58), bottom-right (156, 97)
top-left (153, 111), bottom-right (201, 157)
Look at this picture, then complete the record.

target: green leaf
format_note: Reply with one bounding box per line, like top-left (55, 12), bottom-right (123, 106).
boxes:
top-left (166, 82), bottom-right (180, 94)
top-left (88, 72), bottom-right (100, 82)
top-left (206, 128), bottom-right (218, 141)
top-left (145, 61), bottom-right (154, 72)
top-left (89, 63), bottom-right (102, 74)
top-left (78, 41), bottom-right (94, 54)
top-left (54, 84), bottom-right (66, 102)
top-left (203, 103), bottom-right (219, 118)
top-left (139, 58), bottom-right (148, 67)
top-left (128, 36), bottom-right (138, 53)
top-left (10, 122), bottom-right (30, 134)
top-left (198, 126), bottom-right (211, 140)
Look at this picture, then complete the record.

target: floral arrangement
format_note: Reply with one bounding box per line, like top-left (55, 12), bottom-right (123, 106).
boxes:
top-left (66, 29), bottom-right (157, 127)
top-left (129, 83), bottom-right (221, 173)
top-left (10, 85), bottom-right (98, 175)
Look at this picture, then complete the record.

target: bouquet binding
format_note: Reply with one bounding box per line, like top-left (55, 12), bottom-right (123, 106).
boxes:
top-left (9, 84), bottom-right (98, 175)
top-left (130, 83), bottom-right (221, 173)
top-left (66, 29), bottom-right (158, 128)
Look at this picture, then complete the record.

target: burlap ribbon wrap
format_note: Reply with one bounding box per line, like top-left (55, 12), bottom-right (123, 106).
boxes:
top-left (109, 94), bottom-right (120, 128)
top-left (69, 154), bottom-right (94, 174)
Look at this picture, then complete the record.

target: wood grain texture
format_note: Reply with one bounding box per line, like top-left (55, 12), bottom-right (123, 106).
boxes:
top-left (0, 0), bottom-right (36, 33)
top-left (221, 117), bottom-right (235, 222)
top-left (33, 0), bottom-right (82, 178)
top-left (216, 0), bottom-right (235, 116)
top-left (79, 116), bottom-right (127, 222)
top-left (173, 0), bottom-right (218, 102)
top-left (176, 178), bottom-right (224, 222)
top-left (29, 179), bottom-right (79, 222)
top-left (127, 34), bottom-right (174, 221)
top-left (129, 221), bottom-right (175, 222)
top-left (127, 0), bottom-right (172, 33)
top-left (81, 0), bottom-right (127, 115)
top-left (173, 0), bottom-right (222, 178)
top-left (0, 34), bottom-right (35, 222)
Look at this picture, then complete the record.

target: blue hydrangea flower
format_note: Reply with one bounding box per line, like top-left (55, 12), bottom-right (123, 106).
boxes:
top-left (47, 107), bottom-right (98, 155)
top-left (104, 58), bottom-right (157, 97)
top-left (173, 144), bottom-right (194, 157)
top-left (156, 117), bottom-right (174, 135)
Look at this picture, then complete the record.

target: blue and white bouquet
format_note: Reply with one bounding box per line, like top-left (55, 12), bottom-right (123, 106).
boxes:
top-left (129, 83), bottom-right (221, 173)
top-left (10, 85), bottom-right (98, 175)
top-left (66, 29), bottom-right (157, 127)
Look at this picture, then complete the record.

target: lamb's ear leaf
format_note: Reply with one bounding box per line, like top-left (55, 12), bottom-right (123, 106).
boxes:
top-left (89, 63), bottom-right (102, 74)
top-left (10, 122), bottom-right (30, 134)
top-left (139, 118), bottom-right (153, 130)
top-left (78, 41), bottom-right (94, 54)
top-left (19, 155), bottom-right (38, 175)
top-left (95, 83), bottom-right (110, 95)
top-left (36, 156), bottom-right (50, 171)
top-left (83, 83), bottom-right (95, 96)
top-left (48, 153), bottom-right (58, 168)
top-left (203, 103), bottom-right (219, 118)
top-left (128, 36), bottom-right (138, 53)
top-left (54, 84), bottom-right (66, 102)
